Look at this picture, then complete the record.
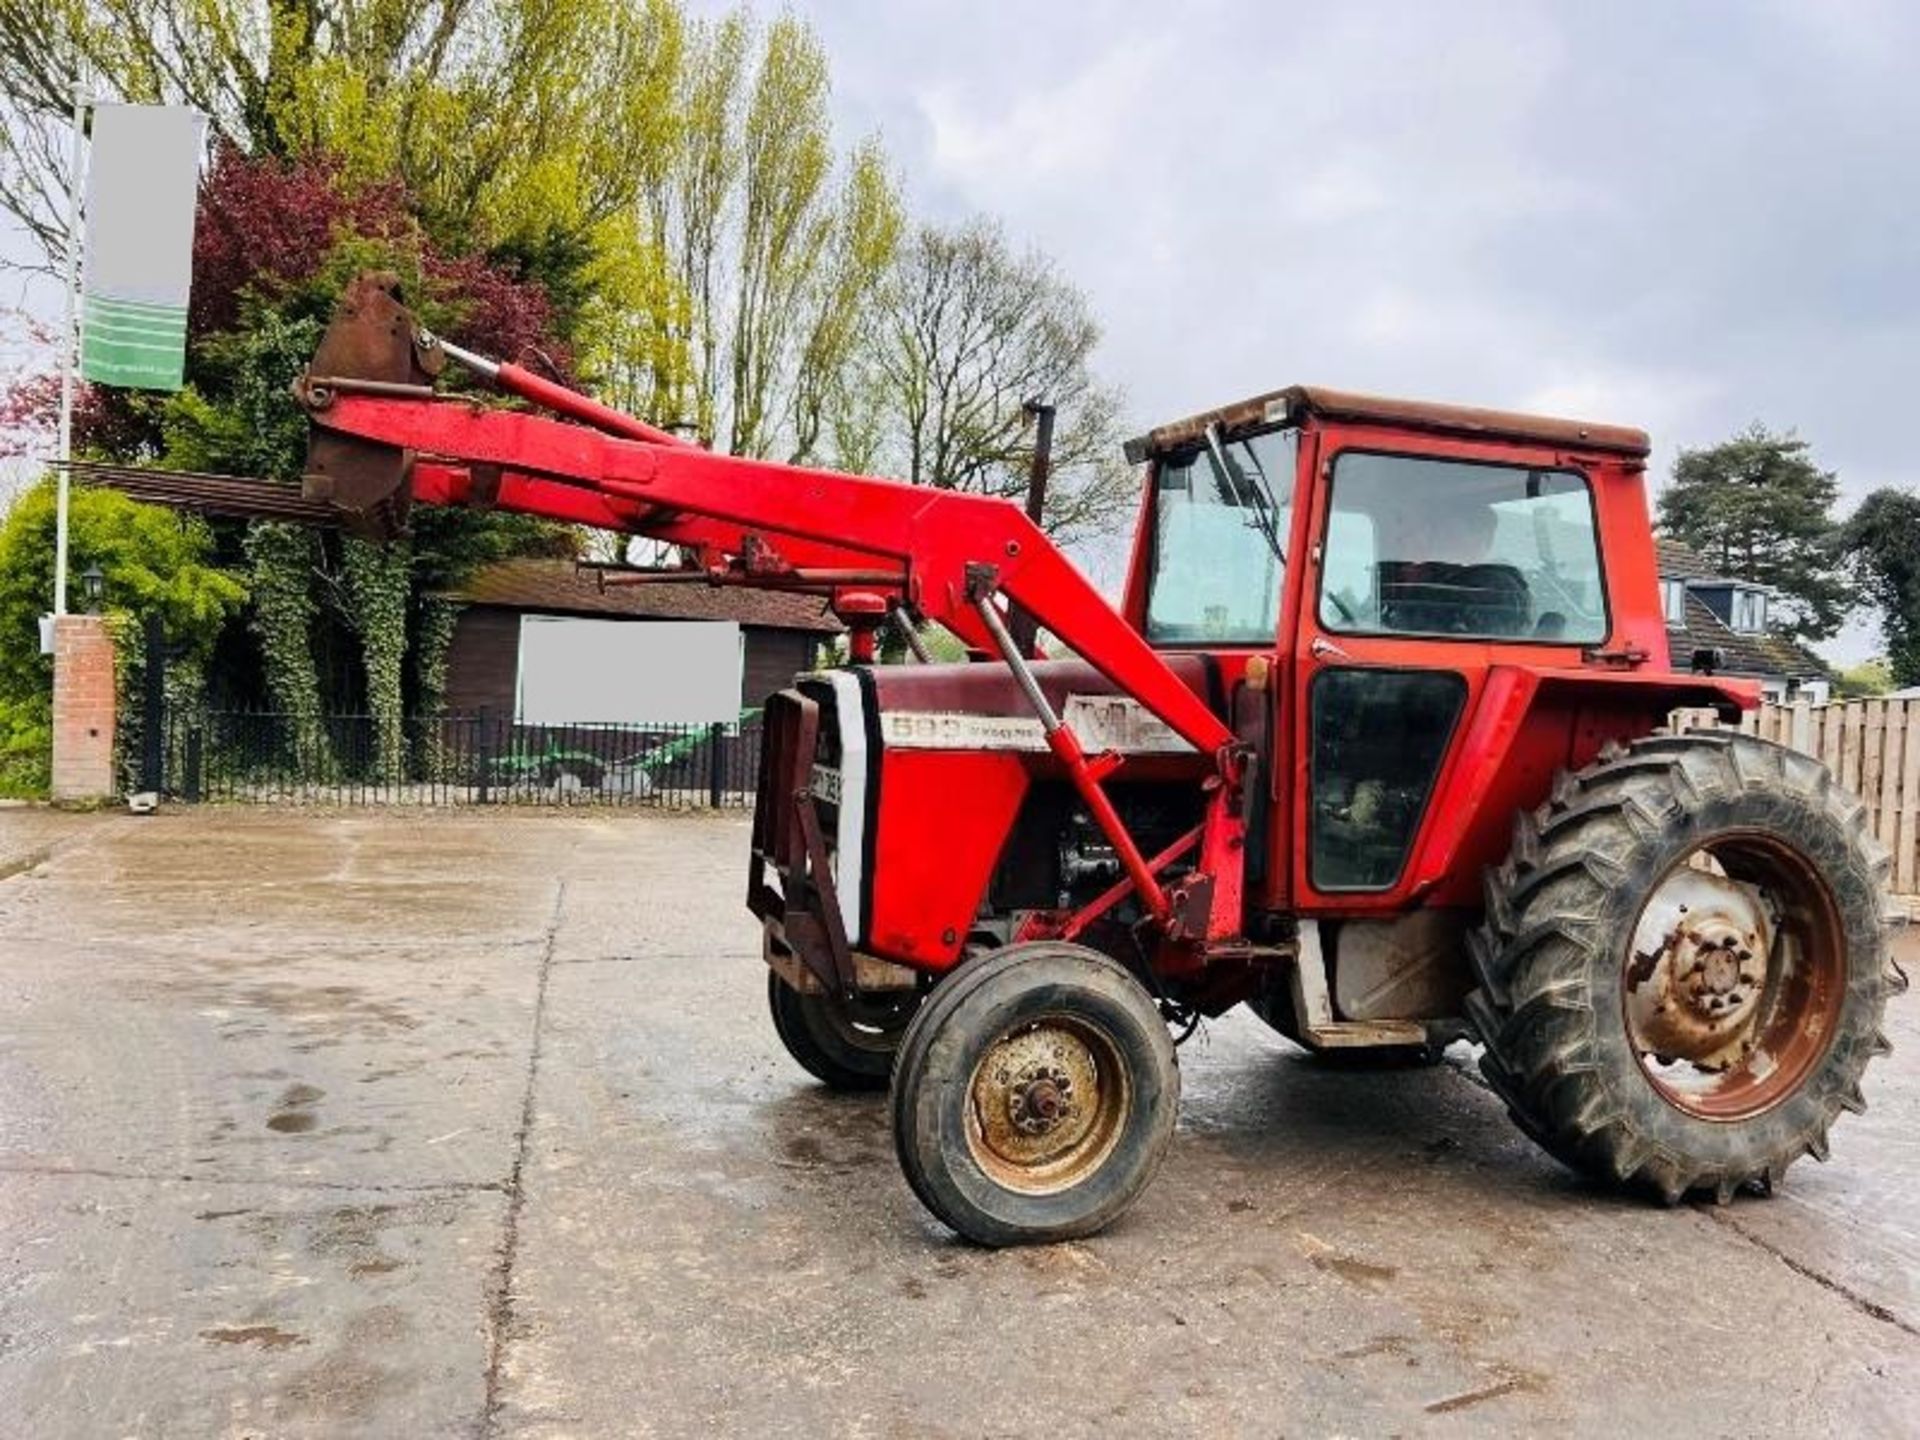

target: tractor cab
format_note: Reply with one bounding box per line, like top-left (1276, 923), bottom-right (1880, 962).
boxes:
top-left (1116, 386), bottom-right (1677, 918)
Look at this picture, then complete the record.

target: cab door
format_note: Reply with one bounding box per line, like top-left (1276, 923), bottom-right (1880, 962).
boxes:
top-left (1288, 427), bottom-right (1614, 914)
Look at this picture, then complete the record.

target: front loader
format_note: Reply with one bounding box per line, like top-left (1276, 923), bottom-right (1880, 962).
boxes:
top-left (287, 273), bottom-right (1903, 1245)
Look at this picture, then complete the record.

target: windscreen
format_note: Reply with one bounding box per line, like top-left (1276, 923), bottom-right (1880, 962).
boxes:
top-left (1144, 427), bottom-right (1297, 645)
top-left (1317, 454), bottom-right (1607, 643)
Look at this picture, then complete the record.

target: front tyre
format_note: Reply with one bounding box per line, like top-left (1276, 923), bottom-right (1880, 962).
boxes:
top-left (767, 971), bottom-right (917, 1092)
top-left (890, 943), bottom-right (1180, 1246)
top-left (1465, 732), bottom-right (1903, 1204)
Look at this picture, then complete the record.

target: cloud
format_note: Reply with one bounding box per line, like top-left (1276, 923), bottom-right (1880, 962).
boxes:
top-left (920, 38), bottom-right (1161, 184)
top-left (13, 1), bottom-right (1913, 656)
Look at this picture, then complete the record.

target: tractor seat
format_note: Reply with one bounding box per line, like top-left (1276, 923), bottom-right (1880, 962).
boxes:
top-left (1377, 561), bottom-right (1531, 636)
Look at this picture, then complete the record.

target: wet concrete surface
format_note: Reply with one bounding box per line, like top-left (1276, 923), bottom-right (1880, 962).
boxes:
top-left (0, 804), bottom-right (99, 879)
top-left (1, 807), bottom-right (1917, 1436)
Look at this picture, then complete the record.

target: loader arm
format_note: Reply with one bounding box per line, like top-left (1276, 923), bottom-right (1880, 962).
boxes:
top-left (297, 273), bottom-right (1245, 940)
top-left (309, 389), bottom-right (1235, 759)
top-left (408, 458), bottom-right (1006, 657)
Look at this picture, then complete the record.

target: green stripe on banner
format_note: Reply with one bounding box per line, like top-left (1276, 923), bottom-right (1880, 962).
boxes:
top-left (86, 294), bottom-right (186, 317)
top-left (85, 316), bottom-right (186, 342)
top-left (86, 318), bottom-right (187, 343)
top-left (81, 294), bottom-right (187, 390)
top-left (84, 296), bottom-right (187, 325)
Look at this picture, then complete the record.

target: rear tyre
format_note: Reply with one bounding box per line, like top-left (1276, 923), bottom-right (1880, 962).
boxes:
top-left (767, 971), bottom-right (917, 1092)
top-left (1465, 732), bottom-right (1902, 1204)
top-left (890, 942), bottom-right (1180, 1246)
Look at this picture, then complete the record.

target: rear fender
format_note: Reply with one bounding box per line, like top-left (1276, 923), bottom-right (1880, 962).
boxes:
top-left (1403, 665), bottom-right (1757, 907)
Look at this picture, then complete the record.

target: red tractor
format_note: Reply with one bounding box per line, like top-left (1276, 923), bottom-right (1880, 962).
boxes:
top-left (293, 274), bottom-right (1902, 1245)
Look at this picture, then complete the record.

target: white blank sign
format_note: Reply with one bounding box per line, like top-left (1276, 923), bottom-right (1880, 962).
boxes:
top-left (516, 617), bottom-right (742, 725)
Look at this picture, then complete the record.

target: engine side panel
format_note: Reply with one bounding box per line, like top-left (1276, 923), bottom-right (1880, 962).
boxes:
top-left (853, 656), bottom-right (1221, 970)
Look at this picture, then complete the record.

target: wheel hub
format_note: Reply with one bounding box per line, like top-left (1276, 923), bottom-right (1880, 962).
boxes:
top-left (966, 1019), bottom-right (1127, 1193)
top-left (1627, 865), bottom-right (1774, 1074)
top-left (1007, 1065), bottom-right (1075, 1135)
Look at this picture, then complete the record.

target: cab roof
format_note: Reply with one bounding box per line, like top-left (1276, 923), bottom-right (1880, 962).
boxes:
top-left (1123, 385), bottom-right (1651, 464)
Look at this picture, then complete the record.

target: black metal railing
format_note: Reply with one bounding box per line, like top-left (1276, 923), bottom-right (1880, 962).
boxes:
top-left (147, 709), bottom-right (765, 808)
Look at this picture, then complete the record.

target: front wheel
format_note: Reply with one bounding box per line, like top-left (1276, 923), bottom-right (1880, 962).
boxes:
top-left (767, 971), bottom-right (918, 1092)
top-left (1466, 732), bottom-right (1903, 1204)
top-left (890, 942), bottom-right (1180, 1246)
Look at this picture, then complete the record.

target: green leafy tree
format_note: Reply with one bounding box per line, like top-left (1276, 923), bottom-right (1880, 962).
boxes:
top-left (339, 538), bottom-right (410, 777)
top-left (0, 477), bottom-right (245, 793)
top-left (788, 138), bottom-right (902, 467)
top-left (727, 13), bottom-right (831, 456)
top-left (161, 307), bottom-right (339, 726)
top-left (0, 0), bottom-right (682, 271)
top-left (1657, 425), bottom-right (1851, 644)
top-left (639, 9), bottom-right (901, 457)
top-left (646, 9), bottom-right (748, 440)
top-left (1833, 658), bottom-right (1895, 699)
top-left (1841, 489), bottom-right (1920, 687)
top-left (240, 523), bottom-right (327, 725)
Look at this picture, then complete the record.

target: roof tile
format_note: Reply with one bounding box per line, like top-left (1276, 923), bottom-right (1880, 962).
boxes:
top-left (441, 559), bottom-right (844, 633)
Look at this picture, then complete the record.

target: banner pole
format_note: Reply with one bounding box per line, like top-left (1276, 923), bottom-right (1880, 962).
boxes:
top-left (53, 68), bottom-right (85, 618)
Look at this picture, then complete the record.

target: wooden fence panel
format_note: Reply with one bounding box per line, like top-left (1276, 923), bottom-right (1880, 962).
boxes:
top-left (1792, 699), bottom-right (1814, 754)
top-left (1844, 702), bottom-right (1866, 798)
top-left (1901, 704), bottom-right (1920, 895)
top-left (1677, 696), bottom-right (1920, 895)
top-left (1871, 701), bottom-right (1895, 847)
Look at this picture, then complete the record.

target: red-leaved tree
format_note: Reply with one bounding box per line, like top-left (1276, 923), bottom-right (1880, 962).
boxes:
top-left (1, 143), bottom-right (573, 464)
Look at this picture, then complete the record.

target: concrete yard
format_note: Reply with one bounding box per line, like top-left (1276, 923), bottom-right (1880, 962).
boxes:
top-left (1, 807), bottom-right (1917, 1437)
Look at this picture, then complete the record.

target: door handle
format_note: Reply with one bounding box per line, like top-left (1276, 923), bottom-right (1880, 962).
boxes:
top-left (1309, 636), bottom-right (1350, 661)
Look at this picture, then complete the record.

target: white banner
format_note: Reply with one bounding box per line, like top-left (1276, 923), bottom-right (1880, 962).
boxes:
top-left (80, 103), bottom-right (205, 391)
top-left (515, 617), bottom-right (744, 725)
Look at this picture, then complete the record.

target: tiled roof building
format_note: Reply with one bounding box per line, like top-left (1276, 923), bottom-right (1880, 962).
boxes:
top-left (1655, 538), bottom-right (1828, 700)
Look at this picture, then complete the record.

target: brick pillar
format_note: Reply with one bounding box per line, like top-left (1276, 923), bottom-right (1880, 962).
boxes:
top-left (51, 615), bottom-right (117, 801)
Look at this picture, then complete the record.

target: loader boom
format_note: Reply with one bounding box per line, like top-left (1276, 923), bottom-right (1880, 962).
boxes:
top-left (296, 274), bottom-right (1244, 948)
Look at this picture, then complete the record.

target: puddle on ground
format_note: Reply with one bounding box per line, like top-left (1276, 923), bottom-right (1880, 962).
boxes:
top-left (1310, 1251), bottom-right (1399, 1287)
top-left (267, 1081), bottom-right (325, 1133)
top-left (201, 1325), bottom-right (309, 1350)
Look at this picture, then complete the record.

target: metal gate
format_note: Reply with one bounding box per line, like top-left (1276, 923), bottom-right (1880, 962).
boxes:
top-left (126, 630), bottom-right (763, 808)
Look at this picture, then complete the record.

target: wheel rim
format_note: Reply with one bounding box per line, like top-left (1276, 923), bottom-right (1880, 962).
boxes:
top-left (816, 992), bottom-right (917, 1058)
top-left (1623, 831), bottom-right (1847, 1121)
top-left (964, 1016), bottom-right (1131, 1195)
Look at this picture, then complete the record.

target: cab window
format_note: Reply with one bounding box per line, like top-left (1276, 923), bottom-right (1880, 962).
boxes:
top-left (1317, 453), bottom-right (1607, 643)
top-left (1145, 428), bottom-right (1297, 645)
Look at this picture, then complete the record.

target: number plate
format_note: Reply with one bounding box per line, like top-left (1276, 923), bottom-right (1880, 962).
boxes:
top-left (809, 763), bottom-right (842, 805)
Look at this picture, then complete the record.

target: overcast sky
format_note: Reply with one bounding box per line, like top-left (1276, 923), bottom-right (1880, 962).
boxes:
top-left (786, 0), bottom-right (1917, 659)
top-left (8, 1), bottom-right (1914, 658)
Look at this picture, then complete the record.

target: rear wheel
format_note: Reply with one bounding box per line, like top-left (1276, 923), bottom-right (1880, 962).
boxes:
top-left (767, 971), bottom-right (918, 1092)
top-left (890, 943), bottom-right (1180, 1246)
top-left (1465, 732), bottom-right (1902, 1203)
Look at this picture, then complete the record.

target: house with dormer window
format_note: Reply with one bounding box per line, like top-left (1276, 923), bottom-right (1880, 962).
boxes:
top-left (1656, 539), bottom-right (1830, 702)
